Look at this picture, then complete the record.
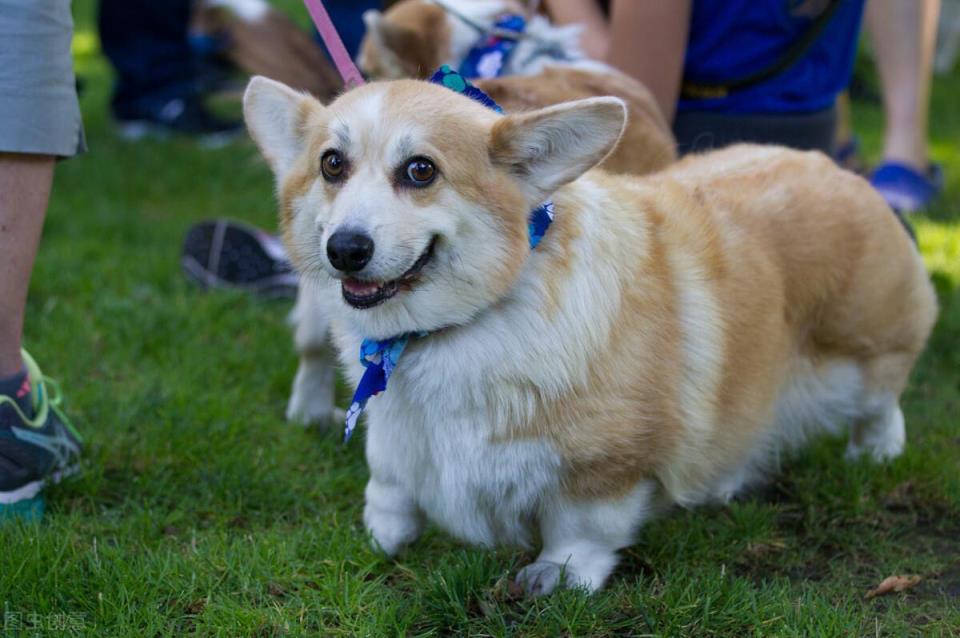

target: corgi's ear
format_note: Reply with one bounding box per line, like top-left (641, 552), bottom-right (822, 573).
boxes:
top-left (362, 8), bottom-right (386, 39)
top-left (490, 97), bottom-right (627, 201)
top-left (362, 9), bottom-right (421, 76)
top-left (243, 75), bottom-right (319, 178)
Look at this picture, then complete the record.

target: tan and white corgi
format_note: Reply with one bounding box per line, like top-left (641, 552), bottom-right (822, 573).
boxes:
top-left (357, 0), bottom-right (677, 177)
top-left (280, 0), bottom-right (674, 426)
top-left (244, 75), bottom-right (937, 594)
top-left (358, 0), bottom-right (599, 81)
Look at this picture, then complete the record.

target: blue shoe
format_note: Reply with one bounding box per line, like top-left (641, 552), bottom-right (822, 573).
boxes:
top-left (870, 161), bottom-right (944, 213)
top-left (0, 350), bottom-right (82, 522)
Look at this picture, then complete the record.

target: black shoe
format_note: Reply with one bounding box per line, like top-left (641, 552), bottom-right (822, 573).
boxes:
top-left (114, 95), bottom-right (243, 148)
top-left (182, 219), bottom-right (299, 299)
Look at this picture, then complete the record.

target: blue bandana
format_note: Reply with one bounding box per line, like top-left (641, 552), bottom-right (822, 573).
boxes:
top-left (342, 66), bottom-right (555, 443)
top-left (458, 14), bottom-right (526, 79)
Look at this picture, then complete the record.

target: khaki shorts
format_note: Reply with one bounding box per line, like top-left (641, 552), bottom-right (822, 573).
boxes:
top-left (0, 0), bottom-right (86, 157)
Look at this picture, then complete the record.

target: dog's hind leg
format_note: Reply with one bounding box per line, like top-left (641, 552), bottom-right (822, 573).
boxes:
top-left (286, 282), bottom-right (341, 426)
top-left (516, 481), bottom-right (658, 596)
top-left (845, 354), bottom-right (917, 462)
top-left (846, 394), bottom-right (906, 462)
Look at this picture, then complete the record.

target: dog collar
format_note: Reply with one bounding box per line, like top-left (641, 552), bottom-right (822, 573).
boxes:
top-left (459, 14), bottom-right (526, 79)
top-left (342, 67), bottom-right (554, 443)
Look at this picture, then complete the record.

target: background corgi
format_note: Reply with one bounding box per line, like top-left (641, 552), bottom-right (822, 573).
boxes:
top-left (244, 75), bottom-right (936, 594)
top-left (358, 0), bottom-right (676, 176)
top-left (358, 0), bottom-right (599, 81)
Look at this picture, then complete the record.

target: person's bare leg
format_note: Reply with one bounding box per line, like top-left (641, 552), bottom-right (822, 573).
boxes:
top-left (0, 153), bottom-right (55, 377)
top-left (867, 0), bottom-right (941, 170)
top-left (605, 0), bottom-right (692, 123)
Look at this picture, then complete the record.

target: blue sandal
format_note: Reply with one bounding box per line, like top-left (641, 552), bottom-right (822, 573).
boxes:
top-left (869, 161), bottom-right (944, 213)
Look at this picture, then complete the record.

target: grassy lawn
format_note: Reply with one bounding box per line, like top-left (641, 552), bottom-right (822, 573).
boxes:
top-left (2, 2), bottom-right (959, 636)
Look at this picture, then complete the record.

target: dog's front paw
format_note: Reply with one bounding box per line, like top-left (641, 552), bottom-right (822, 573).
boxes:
top-left (285, 392), bottom-right (344, 426)
top-left (364, 507), bottom-right (423, 557)
top-left (845, 436), bottom-right (904, 462)
top-left (515, 561), bottom-right (565, 597)
top-left (285, 360), bottom-right (340, 426)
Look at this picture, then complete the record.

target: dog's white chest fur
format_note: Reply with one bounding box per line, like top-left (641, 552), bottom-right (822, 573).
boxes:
top-left (351, 337), bottom-right (563, 549)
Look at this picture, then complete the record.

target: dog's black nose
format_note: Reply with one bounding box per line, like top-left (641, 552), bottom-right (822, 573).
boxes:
top-left (327, 230), bottom-right (374, 272)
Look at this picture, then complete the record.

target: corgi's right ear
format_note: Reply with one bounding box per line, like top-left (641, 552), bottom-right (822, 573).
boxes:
top-left (361, 9), bottom-right (419, 76)
top-left (490, 97), bottom-right (627, 202)
top-left (243, 75), bottom-right (319, 178)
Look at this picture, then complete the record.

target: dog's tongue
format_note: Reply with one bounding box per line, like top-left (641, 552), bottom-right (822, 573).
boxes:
top-left (342, 279), bottom-right (382, 296)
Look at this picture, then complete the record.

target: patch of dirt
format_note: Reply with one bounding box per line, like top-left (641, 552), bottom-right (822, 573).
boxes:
top-left (916, 562), bottom-right (960, 600)
top-left (725, 478), bottom-right (960, 621)
top-left (617, 547), bottom-right (658, 581)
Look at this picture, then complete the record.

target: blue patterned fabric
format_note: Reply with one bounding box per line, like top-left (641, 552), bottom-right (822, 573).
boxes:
top-left (342, 66), bottom-right (554, 443)
top-left (343, 337), bottom-right (409, 443)
top-left (528, 200), bottom-right (555, 249)
top-left (429, 65), bottom-right (503, 112)
top-left (458, 14), bottom-right (526, 79)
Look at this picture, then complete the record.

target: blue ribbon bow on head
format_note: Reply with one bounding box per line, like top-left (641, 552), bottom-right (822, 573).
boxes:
top-left (342, 66), bottom-right (555, 443)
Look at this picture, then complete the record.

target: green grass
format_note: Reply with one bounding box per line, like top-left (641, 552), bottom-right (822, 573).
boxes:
top-left (2, 3), bottom-right (959, 635)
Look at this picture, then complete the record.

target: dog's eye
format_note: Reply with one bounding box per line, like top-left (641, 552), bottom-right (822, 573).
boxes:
top-left (403, 157), bottom-right (437, 187)
top-left (321, 150), bottom-right (346, 182)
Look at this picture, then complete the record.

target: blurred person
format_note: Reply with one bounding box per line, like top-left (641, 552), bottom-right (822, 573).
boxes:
top-left (99, 0), bottom-right (242, 141)
top-left (865, 0), bottom-right (943, 212)
top-left (550, 0), bottom-right (941, 212)
top-left (0, 0), bottom-right (84, 521)
top-left (599, 0), bottom-right (868, 155)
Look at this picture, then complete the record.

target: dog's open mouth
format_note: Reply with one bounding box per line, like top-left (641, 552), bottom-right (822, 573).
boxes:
top-left (341, 238), bottom-right (437, 309)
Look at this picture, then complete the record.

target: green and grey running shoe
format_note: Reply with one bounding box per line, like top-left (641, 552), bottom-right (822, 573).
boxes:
top-left (0, 350), bottom-right (82, 522)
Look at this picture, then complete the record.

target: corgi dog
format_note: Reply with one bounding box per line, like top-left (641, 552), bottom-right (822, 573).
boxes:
top-left (243, 75), bottom-right (936, 594)
top-left (358, 0), bottom-right (676, 178)
top-left (288, 3), bottom-right (678, 425)
top-left (358, 0), bottom-right (602, 81)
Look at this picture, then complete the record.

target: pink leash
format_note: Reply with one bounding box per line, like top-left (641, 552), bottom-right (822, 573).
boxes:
top-left (302, 0), bottom-right (366, 89)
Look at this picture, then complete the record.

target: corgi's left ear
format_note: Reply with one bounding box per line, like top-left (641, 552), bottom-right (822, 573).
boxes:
top-left (490, 97), bottom-right (627, 201)
top-left (243, 75), bottom-right (322, 178)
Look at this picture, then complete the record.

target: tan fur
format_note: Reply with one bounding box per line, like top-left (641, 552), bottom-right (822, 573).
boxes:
top-left (536, 180), bottom-right (686, 498)
top-left (359, 1), bottom-right (452, 80)
top-left (478, 68), bottom-right (676, 175)
top-left (527, 148), bottom-right (936, 500)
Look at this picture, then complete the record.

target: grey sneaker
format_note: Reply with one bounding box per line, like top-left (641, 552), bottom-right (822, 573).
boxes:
top-left (0, 350), bottom-right (82, 522)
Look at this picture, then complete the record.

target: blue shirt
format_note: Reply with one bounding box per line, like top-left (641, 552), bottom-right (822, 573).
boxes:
top-left (678, 0), bottom-right (866, 114)
top-left (317, 0), bottom-right (382, 58)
